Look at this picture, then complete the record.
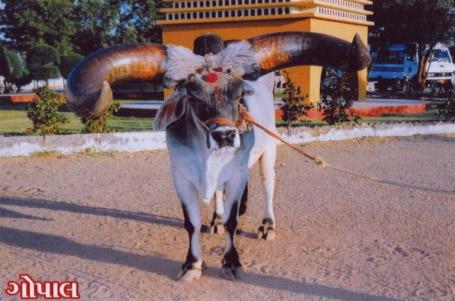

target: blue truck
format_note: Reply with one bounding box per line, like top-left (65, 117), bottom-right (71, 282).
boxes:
top-left (369, 44), bottom-right (419, 92)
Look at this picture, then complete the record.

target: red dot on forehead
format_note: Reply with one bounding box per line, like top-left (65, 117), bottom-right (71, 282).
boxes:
top-left (204, 72), bottom-right (218, 83)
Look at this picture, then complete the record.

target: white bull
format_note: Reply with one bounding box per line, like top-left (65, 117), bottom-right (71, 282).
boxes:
top-left (65, 31), bottom-right (371, 282)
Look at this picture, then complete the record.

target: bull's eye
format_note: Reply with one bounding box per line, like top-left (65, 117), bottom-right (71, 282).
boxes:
top-left (242, 88), bottom-right (254, 97)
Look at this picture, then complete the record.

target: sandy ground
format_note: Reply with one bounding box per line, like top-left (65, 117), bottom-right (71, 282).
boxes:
top-left (0, 135), bottom-right (454, 301)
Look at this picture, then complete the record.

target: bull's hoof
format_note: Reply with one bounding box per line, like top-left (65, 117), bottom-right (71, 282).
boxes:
top-left (208, 213), bottom-right (224, 235)
top-left (209, 223), bottom-right (225, 234)
top-left (220, 265), bottom-right (244, 281)
top-left (257, 220), bottom-right (276, 241)
top-left (177, 268), bottom-right (203, 282)
top-left (264, 228), bottom-right (276, 240)
top-left (177, 262), bottom-right (206, 282)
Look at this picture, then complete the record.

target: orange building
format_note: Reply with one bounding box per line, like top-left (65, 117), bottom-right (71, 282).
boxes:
top-left (158, 0), bottom-right (373, 103)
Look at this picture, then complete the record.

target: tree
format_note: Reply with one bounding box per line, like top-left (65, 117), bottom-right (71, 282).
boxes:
top-left (319, 68), bottom-right (359, 125)
top-left (27, 44), bottom-right (61, 84)
top-left (71, 1), bottom-right (161, 55)
top-left (115, 0), bottom-right (162, 45)
top-left (0, 1), bottom-right (162, 57)
top-left (10, 73), bottom-right (33, 93)
top-left (59, 52), bottom-right (83, 79)
top-left (0, 47), bottom-right (22, 80)
top-left (71, 1), bottom-right (121, 55)
top-left (0, 0), bottom-right (75, 54)
top-left (280, 71), bottom-right (313, 135)
top-left (0, 47), bottom-right (32, 92)
top-left (371, 0), bottom-right (455, 88)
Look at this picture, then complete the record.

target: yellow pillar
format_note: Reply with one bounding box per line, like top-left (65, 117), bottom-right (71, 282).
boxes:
top-left (284, 66), bottom-right (309, 102)
top-left (357, 69), bottom-right (368, 101)
top-left (284, 65), bottom-right (323, 104)
top-left (309, 66), bottom-right (323, 104)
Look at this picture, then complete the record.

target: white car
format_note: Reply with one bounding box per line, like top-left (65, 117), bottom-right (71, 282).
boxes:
top-left (426, 43), bottom-right (455, 90)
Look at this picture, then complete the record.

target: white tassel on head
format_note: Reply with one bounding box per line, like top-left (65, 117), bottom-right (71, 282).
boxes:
top-left (215, 41), bottom-right (259, 77)
top-left (164, 41), bottom-right (259, 86)
top-left (164, 45), bottom-right (204, 87)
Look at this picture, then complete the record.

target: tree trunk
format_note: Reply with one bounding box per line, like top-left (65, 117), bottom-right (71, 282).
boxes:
top-left (417, 42), bottom-right (437, 89)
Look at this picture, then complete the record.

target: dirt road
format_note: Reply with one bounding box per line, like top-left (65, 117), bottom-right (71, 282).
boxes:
top-left (1, 135), bottom-right (454, 300)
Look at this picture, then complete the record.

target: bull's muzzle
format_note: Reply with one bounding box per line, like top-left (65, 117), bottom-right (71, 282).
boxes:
top-left (208, 126), bottom-right (240, 149)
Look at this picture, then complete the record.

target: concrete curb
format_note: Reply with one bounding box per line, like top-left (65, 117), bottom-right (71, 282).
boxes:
top-left (0, 132), bottom-right (166, 157)
top-left (1, 123), bottom-right (454, 157)
top-left (283, 122), bottom-right (455, 144)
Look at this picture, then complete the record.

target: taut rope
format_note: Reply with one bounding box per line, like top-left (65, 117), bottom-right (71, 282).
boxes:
top-left (239, 105), bottom-right (455, 197)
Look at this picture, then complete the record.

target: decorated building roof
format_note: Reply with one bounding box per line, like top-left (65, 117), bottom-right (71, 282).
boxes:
top-left (158, 0), bottom-right (373, 26)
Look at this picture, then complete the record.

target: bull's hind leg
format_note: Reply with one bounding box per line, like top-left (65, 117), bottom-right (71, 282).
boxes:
top-left (257, 145), bottom-right (277, 240)
top-left (209, 182), bottom-right (247, 235)
top-left (208, 190), bottom-right (224, 234)
top-left (174, 177), bottom-right (206, 282)
top-left (221, 178), bottom-right (247, 280)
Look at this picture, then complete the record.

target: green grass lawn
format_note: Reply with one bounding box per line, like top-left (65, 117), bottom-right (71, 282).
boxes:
top-left (362, 109), bottom-right (442, 123)
top-left (0, 103), bottom-right (153, 136)
top-left (276, 109), bottom-right (441, 128)
top-left (0, 102), bottom-right (443, 137)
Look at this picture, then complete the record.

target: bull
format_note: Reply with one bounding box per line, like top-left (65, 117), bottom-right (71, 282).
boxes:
top-left (65, 31), bottom-right (371, 282)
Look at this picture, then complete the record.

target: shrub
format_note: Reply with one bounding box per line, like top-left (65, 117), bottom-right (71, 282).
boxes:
top-left (280, 71), bottom-right (313, 135)
top-left (27, 86), bottom-right (69, 135)
top-left (81, 102), bottom-right (120, 133)
top-left (319, 68), bottom-right (359, 125)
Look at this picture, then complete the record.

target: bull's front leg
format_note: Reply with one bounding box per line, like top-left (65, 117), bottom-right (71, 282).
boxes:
top-left (220, 174), bottom-right (247, 280)
top-left (173, 174), bottom-right (206, 282)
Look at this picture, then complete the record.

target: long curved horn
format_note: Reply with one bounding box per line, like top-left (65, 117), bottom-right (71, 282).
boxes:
top-left (65, 44), bottom-right (166, 117)
top-left (245, 31), bottom-right (371, 79)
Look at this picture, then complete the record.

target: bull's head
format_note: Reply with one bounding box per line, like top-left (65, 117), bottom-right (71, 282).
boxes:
top-left (65, 31), bottom-right (371, 149)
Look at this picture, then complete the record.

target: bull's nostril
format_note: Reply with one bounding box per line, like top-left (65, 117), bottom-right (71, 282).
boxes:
top-left (228, 130), bottom-right (236, 139)
top-left (212, 132), bottom-right (222, 141)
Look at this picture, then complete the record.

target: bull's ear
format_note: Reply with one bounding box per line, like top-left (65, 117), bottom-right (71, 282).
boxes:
top-left (153, 94), bottom-right (187, 131)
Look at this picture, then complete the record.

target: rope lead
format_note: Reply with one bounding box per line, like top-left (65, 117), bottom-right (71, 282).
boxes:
top-left (242, 108), bottom-right (455, 197)
top-left (314, 156), bottom-right (326, 169)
